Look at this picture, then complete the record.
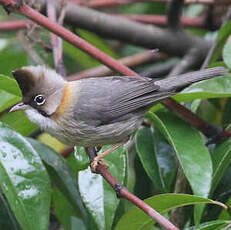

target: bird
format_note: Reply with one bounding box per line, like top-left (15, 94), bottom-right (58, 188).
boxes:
top-left (10, 65), bottom-right (227, 170)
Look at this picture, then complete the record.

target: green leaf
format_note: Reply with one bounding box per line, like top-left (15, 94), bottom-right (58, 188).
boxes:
top-left (0, 74), bottom-right (21, 112)
top-left (210, 20), bottom-right (231, 64)
top-left (151, 76), bottom-right (231, 112)
top-left (185, 220), bottom-right (230, 230)
top-left (0, 74), bottom-right (21, 96)
top-left (135, 126), bottom-right (177, 192)
top-left (0, 122), bottom-right (50, 230)
top-left (0, 188), bottom-right (22, 230)
top-left (71, 146), bottom-right (90, 171)
top-left (115, 194), bottom-right (224, 230)
top-left (78, 145), bottom-right (127, 230)
top-left (0, 111), bottom-right (37, 136)
top-left (78, 29), bottom-right (118, 59)
top-left (179, 76), bottom-right (231, 99)
top-left (0, 43), bottom-right (27, 76)
top-left (223, 41), bottom-right (231, 69)
top-left (52, 188), bottom-right (85, 230)
top-left (211, 138), bottom-right (231, 195)
top-left (147, 111), bottom-right (213, 198)
top-left (147, 111), bottom-right (213, 224)
top-left (219, 194), bottom-right (231, 220)
top-left (64, 41), bottom-right (100, 69)
top-left (27, 138), bottom-right (88, 226)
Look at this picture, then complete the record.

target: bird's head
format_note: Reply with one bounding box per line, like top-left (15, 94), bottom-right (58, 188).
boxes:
top-left (10, 65), bottom-right (67, 129)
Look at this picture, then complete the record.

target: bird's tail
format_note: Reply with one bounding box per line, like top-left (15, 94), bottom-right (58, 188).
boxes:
top-left (155, 66), bottom-right (228, 91)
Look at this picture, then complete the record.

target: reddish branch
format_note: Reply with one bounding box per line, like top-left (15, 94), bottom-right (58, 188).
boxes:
top-left (68, 50), bottom-right (168, 80)
top-left (0, 1), bottom-right (230, 228)
top-left (47, 0), bottom-right (66, 76)
top-left (68, 0), bottom-right (217, 8)
top-left (86, 147), bottom-right (179, 230)
top-left (162, 99), bottom-right (231, 141)
top-left (0, 0), bottom-right (229, 141)
top-left (0, 1), bottom-right (180, 229)
top-left (13, 3), bottom-right (137, 76)
top-left (0, 20), bottom-right (34, 31)
top-left (115, 14), bottom-right (205, 28)
top-left (61, 146), bottom-right (74, 158)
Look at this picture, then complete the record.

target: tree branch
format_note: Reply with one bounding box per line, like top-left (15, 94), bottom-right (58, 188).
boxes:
top-left (0, 20), bottom-right (34, 31)
top-left (3, 1), bottom-right (138, 76)
top-left (68, 50), bottom-right (168, 80)
top-left (86, 147), bottom-right (179, 230)
top-left (169, 47), bottom-right (201, 75)
top-left (68, 0), bottom-right (218, 8)
top-left (115, 14), bottom-right (206, 28)
top-left (167, 0), bottom-right (184, 30)
top-left (58, 2), bottom-right (211, 60)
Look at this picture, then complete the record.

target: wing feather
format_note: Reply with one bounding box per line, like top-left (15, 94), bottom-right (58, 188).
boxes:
top-left (74, 76), bottom-right (171, 125)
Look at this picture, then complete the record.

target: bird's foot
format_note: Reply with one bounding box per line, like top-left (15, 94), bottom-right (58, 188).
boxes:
top-left (90, 142), bottom-right (126, 173)
top-left (90, 156), bottom-right (109, 173)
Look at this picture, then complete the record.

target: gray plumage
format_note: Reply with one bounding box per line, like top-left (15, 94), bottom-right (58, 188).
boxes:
top-left (11, 66), bottom-right (228, 146)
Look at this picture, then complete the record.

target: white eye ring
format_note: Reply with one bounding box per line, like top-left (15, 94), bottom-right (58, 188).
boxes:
top-left (34, 95), bottom-right (46, 106)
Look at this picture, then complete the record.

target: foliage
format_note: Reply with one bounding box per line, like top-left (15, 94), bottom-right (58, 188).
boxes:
top-left (0, 1), bottom-right (231, 230)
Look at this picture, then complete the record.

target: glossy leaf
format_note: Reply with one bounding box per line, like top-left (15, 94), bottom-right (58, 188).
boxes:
top-left (78, 29), bottom-right (118, 59)
top-left (211, 138), bottom-right (231, 194)
top-left (0, 187), bottom-right (22, 230)
top-left (115, 194), bottom-right (224, 230)
top-left (27, 138), bottom-right (88, 225)
top-left (135, 126), bottom-right (177, 192)
top-left (0, 74), bottom-right (21, 112)
top-left (0, 111), bottom-right (37, 136)
top-left (0, 44), bottom-right (27, 76)
top-left (72, 146), bottom-right (90, 171)
top-left (210, 20), bottom-right (231, 64)
top-left (185, 220), bottom-right (229, 230)
top-left (52, 188), bottom-right (85, 230)
top-left (219, 194), bottom-right (231, 220)
top-left (223, 41), bottom-right (231, 69)
top-left (151, 76), bottom-right (231, 111)
top-left (78, 145), bottom-right (127, 230)
top-left (0, 122), bottom-right (50, 230)
top-left (63, 40), bottom-right (100, 70)
top-left (147, 111), bottom-right (212, 198)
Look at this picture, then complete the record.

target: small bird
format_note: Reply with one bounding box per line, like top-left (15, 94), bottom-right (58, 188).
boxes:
top-left (10, 66), bottom-right (227, 168)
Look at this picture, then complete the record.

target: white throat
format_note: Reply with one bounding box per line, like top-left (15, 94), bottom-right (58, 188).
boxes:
top-left (25, 107), bottom-right (59, 133)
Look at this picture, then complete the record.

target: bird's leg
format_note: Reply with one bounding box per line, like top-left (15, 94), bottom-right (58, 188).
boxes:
top-left (90, 142), bottom-right (125, 173)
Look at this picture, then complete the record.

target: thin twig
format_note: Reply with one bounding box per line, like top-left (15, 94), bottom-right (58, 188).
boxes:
top-left (68, 50), bottom-right (168, 80)
top-left (169, 47), bottom-right (201, 76)
top-left (17, 30), bottom-right (45, 65)
top-left (47, 0), bottom-right (66, 76)
top-left (9, 2), bottom-right (137, 76)
top-left (115, 14), bottom-right (206, 28)
top-left (0, 0), bottom-right (229, 142)
top-left (167, 0), bottom-right (184, 30)
top-left (141, 59), bottom-right (177, 78)
top-left (224, 222), bottom-right (231, 230)
top-left (86, 147), bottom-right (179, 230)
top-left (59, 2), bottom-right (211, 58)
top-left (201, 6), bottom-right (231, 69)
top-left (0, 20), bottom-right (34, 31)
top-left (68, 0), bottom-right (218, 8)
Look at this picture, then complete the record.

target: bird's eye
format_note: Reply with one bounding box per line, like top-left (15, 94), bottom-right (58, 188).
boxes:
top-left (34, 95), bottom-right (46, 106)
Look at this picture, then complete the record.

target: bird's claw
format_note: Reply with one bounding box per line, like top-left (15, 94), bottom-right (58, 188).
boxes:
top-left (90, 157), bottom-right (109, 173)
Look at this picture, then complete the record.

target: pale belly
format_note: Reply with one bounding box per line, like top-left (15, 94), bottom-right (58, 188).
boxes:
top-left (52, 115), bottom-right (143, 146)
